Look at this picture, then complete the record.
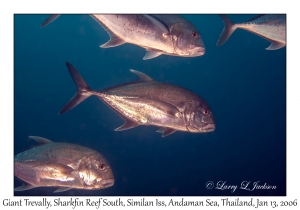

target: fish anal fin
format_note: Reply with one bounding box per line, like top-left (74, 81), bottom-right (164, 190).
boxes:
top-left (100, 35), bottom-right (125, 48)
top-left (129, 69), bottom-right (153, 81)
top-left (53, 187), bottom-right (72, 193)
top-left (14, 181), bottom-right (36, 191)
top-left (114, 119), bottom-right (139, 131)
top-left (28, 136), bottom-right (53, 145)
top-left (156, 127), bottom-right (165, 133)
top-left (266, 41), bottom-right (285, 50)
top-left (143, 51), bottom-right (163, 60)
top-left (161, 128), bottom-right (177, 137)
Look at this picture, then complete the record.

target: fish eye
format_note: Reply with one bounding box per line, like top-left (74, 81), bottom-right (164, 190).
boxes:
top-left (203, 110), bottom-right (208, 115)
top-left (99, 164), bottom-right (105, 170)
top-left (191, 31), bottom-right (197, 38)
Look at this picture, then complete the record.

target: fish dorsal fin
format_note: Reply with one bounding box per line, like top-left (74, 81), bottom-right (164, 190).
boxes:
top-left (14, 181), bottom-right (36, 191)
top-left (28, 136), bottom-right (53, 145)
top-left (114, 118), bottom-right (139, 131)
top-left (130, 69), bottom-right (153, 81)
top-left (53, 187), bottom-right (72, 193)
top-left (266, 41), bottom-right (285, 50)
top-left (40, 14), bottom-right (61, 28)
top-left (144, 15), bottom-right (169, 36)
top-left (143, 50), bottom-right (163, 60)
top-left (157, 127), bottom-right (177, 137)
top-left (90, 15), bottom-right (126, 48)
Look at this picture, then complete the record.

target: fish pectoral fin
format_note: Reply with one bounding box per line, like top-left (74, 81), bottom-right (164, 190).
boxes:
top-left (53, 187), bottom-right (73, 193)
top-left (47, 163), bottom-right (75, 175)
top-left (14, 181), bottom-right (36, 191)
top-left (143, 51), bottom-right (163, 60)
top-left (144, 15), bottom-right (169, 36)
top-left (100, 35), bottom-right (126, 48)
top-left (128, 98), bottom-right (180, 117)
top-left (160, 128), bottom-right (177, 137)
top-left (129, 69), bottom-right (153, 81)
top-left (28, 136), bottom-right (53, 145)
top-left (114, 119), bottom-right (139, 131)
top-left (266, 41), bottom-right (285, 50)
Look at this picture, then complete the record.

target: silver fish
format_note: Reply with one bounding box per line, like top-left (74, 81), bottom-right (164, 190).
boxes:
top-left (216, 14), bottom-right (286, 50)
top-left (40, 14), bottom-right (205, 59)
top-left (59, 62), bottom-right (215, 137)
top-left (14, 136), bottom-right (114, 193)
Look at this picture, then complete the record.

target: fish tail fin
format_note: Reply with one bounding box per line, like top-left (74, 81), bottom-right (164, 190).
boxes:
top-left (40, 14), bottom-right (61, 28)
top-left (216, 14), bottom-right (237, 46)
top-left (59, 62), bottom-right (96, 115)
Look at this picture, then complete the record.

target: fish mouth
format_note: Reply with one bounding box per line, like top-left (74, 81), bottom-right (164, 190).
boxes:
top-left (100, 179), bottom-right (114, 188)
top-left (197, 48), bottom-right (205, 56)
top-left (201, 123), bottom-right (215, 132)
top-left (189, 45), bottom-right (205, 56)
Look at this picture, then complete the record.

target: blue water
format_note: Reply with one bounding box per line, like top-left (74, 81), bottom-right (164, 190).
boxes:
top-left (14, 14), bottom-right (286, 196)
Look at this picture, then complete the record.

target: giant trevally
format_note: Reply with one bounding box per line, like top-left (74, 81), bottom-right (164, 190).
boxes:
top-left (216, 14), bottom-right (286, 50)
top-left (59, 62), bottom-right (215, 137)
top-left (40, 14), bottom-right (205, 59)
top-left (14, 136), bottom-right (114, 193)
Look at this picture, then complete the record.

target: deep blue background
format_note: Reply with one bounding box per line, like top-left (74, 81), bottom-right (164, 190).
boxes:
top-left (14, 14), bottom-right (286, 196)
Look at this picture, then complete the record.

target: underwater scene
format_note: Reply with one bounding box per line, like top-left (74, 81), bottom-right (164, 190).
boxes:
top-left (14, 14), bottom-right (286, 196)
